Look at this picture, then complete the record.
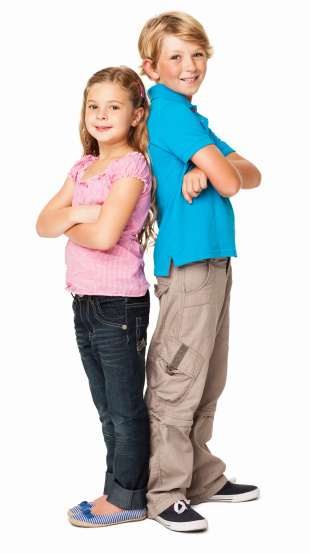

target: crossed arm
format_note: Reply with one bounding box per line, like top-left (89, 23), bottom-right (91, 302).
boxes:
top-left (36, 176), bottom-right (144, 250)
top-left (182, 147), bottom-right (261, 203)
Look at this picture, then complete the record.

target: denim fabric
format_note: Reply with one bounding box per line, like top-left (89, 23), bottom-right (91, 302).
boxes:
top-left (72, 291), bottom-right (150, 509)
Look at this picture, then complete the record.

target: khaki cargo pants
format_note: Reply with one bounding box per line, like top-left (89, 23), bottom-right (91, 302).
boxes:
top-left (145, 258), bottom-right (232, 518)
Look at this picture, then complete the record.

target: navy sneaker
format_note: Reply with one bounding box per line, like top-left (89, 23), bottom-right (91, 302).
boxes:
top-left (207, 478), bottom-right (260, 502)
top-left (155, 500), bottom-right (208, 532)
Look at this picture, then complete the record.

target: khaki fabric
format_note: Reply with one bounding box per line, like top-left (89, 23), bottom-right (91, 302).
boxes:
top-left (145, 258), bottom-right (232, 518)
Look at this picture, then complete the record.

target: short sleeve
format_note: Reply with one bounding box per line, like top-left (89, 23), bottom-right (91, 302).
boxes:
top-left (208, 128), bottom-right (235, 157)
top-left (109, 153), bottom-right (152, 194)
top-left (151, 102), bottom-right (214, 163)
top-left (68, 155), bottom-right (95, 183)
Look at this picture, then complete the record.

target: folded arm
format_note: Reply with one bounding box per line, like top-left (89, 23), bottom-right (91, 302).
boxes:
top-left (36, 177), bottom-right (101, 238)
top-left (64, 176), bottom-right (144, 250)
top-left (226, 152), bottom-right (261, 189)
top-left (182, 150), bottom-right (261, 202)
top-left (191, 145), bottom-right (242, 198)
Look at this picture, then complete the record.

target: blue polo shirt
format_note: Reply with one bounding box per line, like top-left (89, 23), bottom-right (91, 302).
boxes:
top-left (148, 84), bottom-right (237, 276)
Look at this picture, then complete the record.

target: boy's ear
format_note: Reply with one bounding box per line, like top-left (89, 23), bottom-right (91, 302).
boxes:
top-left (143, 59), bottom-right (160, 82)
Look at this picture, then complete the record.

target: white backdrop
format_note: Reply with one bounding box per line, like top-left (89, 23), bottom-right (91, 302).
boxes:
top-left (1, 1), bottom-right (309, 551)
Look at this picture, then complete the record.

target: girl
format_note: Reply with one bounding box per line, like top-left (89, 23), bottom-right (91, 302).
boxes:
top-left (36, 66), bottom-right (156, 528)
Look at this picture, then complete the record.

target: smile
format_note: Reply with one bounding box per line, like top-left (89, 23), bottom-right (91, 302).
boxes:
top-left (95, 126), bottom-right (112, 132)
top-left (180, 76), bottom-right (199, 83)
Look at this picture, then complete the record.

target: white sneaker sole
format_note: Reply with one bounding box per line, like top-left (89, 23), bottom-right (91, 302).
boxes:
top-left (206, 487), bottom-right (260, 503)
top-left (155, 515), bottom-right (208, 532)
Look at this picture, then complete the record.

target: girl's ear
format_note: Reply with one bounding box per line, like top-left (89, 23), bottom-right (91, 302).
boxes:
top-left (143, 59), bottom-right (160, 81)
top-left (132, 107), bottom-right (144, 127)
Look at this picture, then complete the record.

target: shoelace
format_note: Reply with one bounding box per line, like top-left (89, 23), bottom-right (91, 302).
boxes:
top-left (173, 500), bottom-right (190, 514)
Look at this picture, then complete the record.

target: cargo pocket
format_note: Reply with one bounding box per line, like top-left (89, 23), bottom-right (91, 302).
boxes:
top-left (149, 337), bottom-right (203, 406)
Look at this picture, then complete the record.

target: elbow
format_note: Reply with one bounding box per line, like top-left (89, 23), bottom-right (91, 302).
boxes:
top-left (244, 168), bottom-right (262, 190)
top-left (94, 233), bottom-right (118, 251)
top-left (35, 221), bottom-right (54, 238)
top-left (223, 174), bottom-right (242, 198)
top-left (246, 166), bottom-right (262, 189)
top-left (254, 169), bottom-right (262, 188)
top-left (36, 220), bottom-right (45, 237)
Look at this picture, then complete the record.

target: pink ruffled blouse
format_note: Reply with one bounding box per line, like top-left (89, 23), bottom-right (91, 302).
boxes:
top-left (65, 152), bottom-right (152, 296)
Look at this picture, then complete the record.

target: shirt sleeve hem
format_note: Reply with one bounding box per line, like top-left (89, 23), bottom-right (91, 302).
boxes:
top-left (181, 138), bottom-right (214, 164)
top-left (223, 147), bottom-right (236, 157)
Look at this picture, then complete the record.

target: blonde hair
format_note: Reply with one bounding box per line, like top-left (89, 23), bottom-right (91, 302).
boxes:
top-left (138, 11), bottom-right (213, 78)
top-left (79, 66), bottom-right (157, 251)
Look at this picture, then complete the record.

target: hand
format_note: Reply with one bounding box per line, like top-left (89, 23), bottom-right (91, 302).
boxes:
top-left (182, 167), bottom-right (208, 204)
top-left (70, 204), bottom-right (102, 224)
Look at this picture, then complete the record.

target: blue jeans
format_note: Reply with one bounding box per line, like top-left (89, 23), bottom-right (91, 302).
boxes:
top-left (72, 291), bottom-right (150, 509)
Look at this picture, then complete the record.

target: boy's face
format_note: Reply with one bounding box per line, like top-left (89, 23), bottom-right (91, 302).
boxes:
top-left (150, 35), bottom-right (207, 101)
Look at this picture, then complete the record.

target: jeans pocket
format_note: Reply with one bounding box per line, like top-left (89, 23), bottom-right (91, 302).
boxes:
top-left (136, 314), bottom-right (149, 360)
top-left (149, 337), bottom-right (203, 406)
top-left (95, 297), bottom-right (126, 324)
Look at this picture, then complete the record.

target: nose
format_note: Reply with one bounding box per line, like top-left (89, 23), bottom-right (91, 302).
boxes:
top-left (184, 56), bottom-right (197, 72)
top-left (96, 108), bottom-right (107, 120)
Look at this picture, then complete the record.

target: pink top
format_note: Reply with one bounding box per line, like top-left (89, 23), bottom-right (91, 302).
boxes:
top-left (65, 152), bottom-right (152, 297)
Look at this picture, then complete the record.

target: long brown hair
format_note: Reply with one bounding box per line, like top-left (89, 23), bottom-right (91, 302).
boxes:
top-left (79, 66), bottom-right (157, 251)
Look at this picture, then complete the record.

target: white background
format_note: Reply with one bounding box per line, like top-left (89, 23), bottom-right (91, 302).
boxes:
top-left (1, 0), bottom-right (309, 551)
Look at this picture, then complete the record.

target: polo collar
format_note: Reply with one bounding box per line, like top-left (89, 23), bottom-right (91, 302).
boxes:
top-left (148, 84), bottom-right (197, 114)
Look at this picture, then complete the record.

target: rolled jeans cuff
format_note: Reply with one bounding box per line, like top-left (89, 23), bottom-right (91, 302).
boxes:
top-left (103, 472), bottom-right (114, 495)
top-left (104, 472), bottom-right (146, 510)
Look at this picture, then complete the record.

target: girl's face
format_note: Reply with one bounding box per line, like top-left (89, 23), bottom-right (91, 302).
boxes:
top-left (85, 82), bottom-right (143, 148)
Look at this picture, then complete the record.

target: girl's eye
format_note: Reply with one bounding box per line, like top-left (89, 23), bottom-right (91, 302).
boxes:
top-left (171, 55), bottom-right (180, 60)
top-left (110, 106), bottom-right (119, 110)
top-left (89, 105), bottom-right (97, 110)
top-left (194, 53), bottom-right (204, 57)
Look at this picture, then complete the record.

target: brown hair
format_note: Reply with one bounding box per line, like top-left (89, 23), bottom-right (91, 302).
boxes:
top-left (138, 11), bottom-right (213, 79)
top-left (79, 66), bottom-right (157, 251)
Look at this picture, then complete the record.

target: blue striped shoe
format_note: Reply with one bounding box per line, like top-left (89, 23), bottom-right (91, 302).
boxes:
top-left (67, 501), bottom-right (95, 517)
top-left (69, 507), bottom-right (147, 527)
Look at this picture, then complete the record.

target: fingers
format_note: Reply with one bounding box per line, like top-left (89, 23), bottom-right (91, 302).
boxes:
top-left (199, 173), bottom-right (208, 189)
top-left (182, 181), bottom-right (193, 204)
top-left (182, 173), bottom-right (208, 203)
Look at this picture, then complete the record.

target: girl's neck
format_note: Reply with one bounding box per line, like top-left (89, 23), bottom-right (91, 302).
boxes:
top-left (97, 140), bottom-right (134, 161)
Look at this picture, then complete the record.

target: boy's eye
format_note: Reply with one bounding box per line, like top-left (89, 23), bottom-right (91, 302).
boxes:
top-left (194, 53), bottom-right (204, 57)
top-left (171, 55), bottom-right (180, 60)
top-left (109, 105), bottom-right (119, 110)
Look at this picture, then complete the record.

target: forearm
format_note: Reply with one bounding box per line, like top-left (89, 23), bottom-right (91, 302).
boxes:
top-left (65, 221), bottom-right (108, 250)
top-left (227, 160), bottom-right (261, 190)
top-left (36, 207), bottom-right (78, 238)
top-left (191, 145), bottom-right (242, 198)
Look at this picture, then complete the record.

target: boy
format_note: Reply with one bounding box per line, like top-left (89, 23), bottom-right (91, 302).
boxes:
top-left (138, 11), bottom-right (261, 532)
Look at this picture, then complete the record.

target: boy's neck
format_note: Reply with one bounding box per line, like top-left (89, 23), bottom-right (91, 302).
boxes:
top-left (154, 82), bottom-right (194, 104)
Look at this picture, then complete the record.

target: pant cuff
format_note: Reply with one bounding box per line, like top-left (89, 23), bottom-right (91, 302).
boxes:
top-left (147, 492), bottom-right (187, 519)
top-left (105, 476), bottom-right (146, 510)
top-left (188, 474), bottom-right (227, 505)
top-left (103, 471), bottom-right (114, 495)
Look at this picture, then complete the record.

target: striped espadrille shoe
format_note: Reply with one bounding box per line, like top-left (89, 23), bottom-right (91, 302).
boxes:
top-left (67, 501), bottom-right (95, 517)
top-left (69, 507), bottom-right (147, 528)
